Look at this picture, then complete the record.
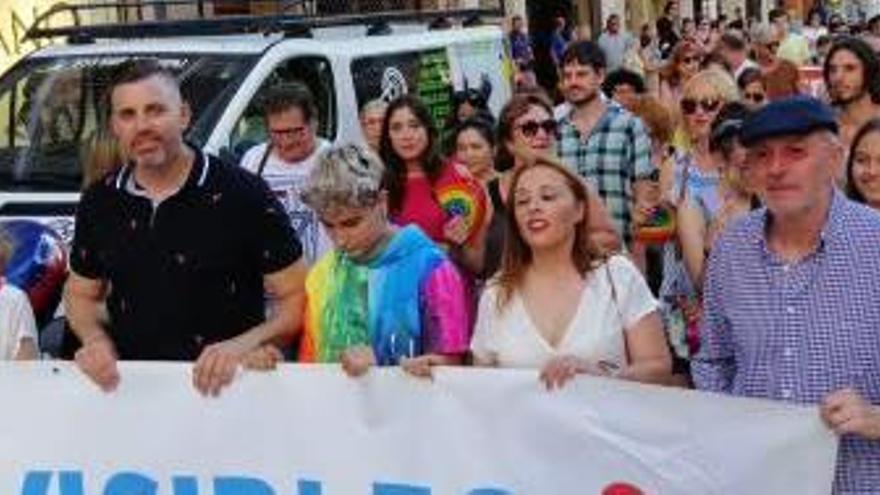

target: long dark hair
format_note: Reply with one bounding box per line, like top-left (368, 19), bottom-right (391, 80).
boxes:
top-left (379, 95), bottom-right (444, 214)
top-left (846, 118), bottom-right (880, 204)
top-left (824, 36), bottom-right (880, 105)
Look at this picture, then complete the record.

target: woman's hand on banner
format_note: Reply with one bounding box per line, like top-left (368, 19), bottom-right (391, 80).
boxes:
top-left (243, 344), bottom-right (284, 370)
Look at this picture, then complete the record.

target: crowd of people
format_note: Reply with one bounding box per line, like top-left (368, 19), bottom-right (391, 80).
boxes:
top-left (1, 6), bottom-right (880, 492)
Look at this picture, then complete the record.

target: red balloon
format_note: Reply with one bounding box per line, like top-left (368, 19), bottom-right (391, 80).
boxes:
top-left (602, 482), bottom-right (645, 495)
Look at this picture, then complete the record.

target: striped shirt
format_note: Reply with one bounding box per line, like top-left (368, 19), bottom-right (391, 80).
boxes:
top-left (557, 103), bottom-right (655, 245)
top-left (692, 190), bottom-right (880, 494)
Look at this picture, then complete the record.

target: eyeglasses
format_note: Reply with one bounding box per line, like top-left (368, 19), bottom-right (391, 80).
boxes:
top-left (766, 41), bottom-right (780, 52)
top-left (743, 91), bottom-right (765, 103)
top-left (269, 126), bottom-right (308, 140)
top-left (681, 55), bottom-right (701, 65)
top-left (680, 98), bottom-right (721, 115)
top-left (516, 119), bottom-right (558, 137)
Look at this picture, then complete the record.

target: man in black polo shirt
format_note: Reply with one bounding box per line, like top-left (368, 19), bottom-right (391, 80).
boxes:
top-left (64, 60), bottom-right (306, 396)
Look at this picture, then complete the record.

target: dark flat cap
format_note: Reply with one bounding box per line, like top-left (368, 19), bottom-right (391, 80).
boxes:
top-left (740, 95), bottom-right (838, 146)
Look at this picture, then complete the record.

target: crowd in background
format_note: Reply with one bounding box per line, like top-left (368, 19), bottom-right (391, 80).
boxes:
top-left (1, 6), bottom-right (880, 491)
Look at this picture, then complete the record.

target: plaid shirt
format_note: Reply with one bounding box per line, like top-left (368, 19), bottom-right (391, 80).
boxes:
top-left (692, 191), bottom-right (880, 494)
top-left (557, 103), bottom-right (654, 244)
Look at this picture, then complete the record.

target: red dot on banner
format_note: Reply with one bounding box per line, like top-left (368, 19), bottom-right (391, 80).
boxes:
top-left (602, 482), bottom-right (644, 495)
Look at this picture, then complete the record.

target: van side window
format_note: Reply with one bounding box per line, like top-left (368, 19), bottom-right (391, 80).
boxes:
top-left (351, 48), bottom-right (452, 126)
top-left (229, 56), bottom-right (336, 161)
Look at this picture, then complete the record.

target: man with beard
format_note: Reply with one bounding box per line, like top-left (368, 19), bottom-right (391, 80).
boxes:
top-left (824, 37), bottom-right (880, 153)
top-left (556, 40), bottom-right (656, 248)
top-left (64, 60), bottom-right (307, 396)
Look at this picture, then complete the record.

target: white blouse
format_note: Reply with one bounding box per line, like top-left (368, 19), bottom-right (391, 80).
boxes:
top-left (0, 282), bottom-right (38, 360)
top-left (471, 255), bottom-right (658, 370)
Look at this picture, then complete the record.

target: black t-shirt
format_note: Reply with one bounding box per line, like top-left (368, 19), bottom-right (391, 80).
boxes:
top-left (70, 148), bottom-right (302, 360)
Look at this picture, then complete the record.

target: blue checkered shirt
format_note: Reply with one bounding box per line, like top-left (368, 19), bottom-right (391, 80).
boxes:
top-left (692, 191), bottom-right (880, 494)
top-left (556, 103), bottom-right (655, 244)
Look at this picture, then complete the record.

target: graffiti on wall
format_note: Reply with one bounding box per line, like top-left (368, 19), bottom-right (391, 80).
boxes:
top-left (0, 1), bottom-right (82, 72)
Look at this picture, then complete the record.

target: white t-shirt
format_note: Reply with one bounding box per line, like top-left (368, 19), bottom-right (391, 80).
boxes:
top-left (471, 255), bottom-right (658, 370)
top-left (240, 140), bottom-right (333, 265)
top-left (0, 281), bottom-right (39, 360)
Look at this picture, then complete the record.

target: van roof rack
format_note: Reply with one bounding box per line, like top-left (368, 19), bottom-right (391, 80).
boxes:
top-left (24, 0), bottom-right (505, 44)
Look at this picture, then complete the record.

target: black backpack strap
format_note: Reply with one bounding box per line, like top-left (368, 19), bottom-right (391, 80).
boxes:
top-left (256, 143), bottom-right (274, 177)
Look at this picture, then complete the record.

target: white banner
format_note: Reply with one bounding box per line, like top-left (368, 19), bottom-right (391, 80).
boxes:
top-left (0, 362), bottom-right (838, 495)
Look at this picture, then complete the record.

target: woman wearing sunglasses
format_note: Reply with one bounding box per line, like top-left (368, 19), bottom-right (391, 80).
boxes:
top-left (479, 91), bottom-right (619, 280)
top-left (677, 102), bottom-right (753, 295)
top-left (442, 79), bottom-right (494, 153)
top-left (379, 95), bottom-right (489, 277)
top-left (659, 40), bottom-right (702, 110)
top-left (737, 67), bottom-right (767, 111)
top-left (658, 69), bottom-right (738, 384)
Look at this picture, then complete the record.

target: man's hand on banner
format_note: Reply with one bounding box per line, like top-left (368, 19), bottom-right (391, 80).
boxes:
top-left (820, 388), bottom-right (880, 440)
top-left (74, 335), bottom-right (120, 392)
top-left (340, 345), bottom-right (377, 377)
top-left (192, 338), bottom-right (251, 397)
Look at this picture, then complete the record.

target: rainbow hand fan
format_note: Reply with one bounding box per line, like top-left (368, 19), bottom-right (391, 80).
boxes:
top-left (436, 179), bottom-right (487, 244)
top-left (635, 204), bottom-right (676, 245)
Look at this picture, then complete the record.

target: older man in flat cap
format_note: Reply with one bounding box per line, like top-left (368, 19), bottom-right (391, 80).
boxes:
top-left (692, 95), bottom-right (880, 494)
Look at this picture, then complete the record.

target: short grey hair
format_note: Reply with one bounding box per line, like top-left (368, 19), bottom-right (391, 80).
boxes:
top-left (360, 98), bottom-right (388, 117)
top-left (751, 23), bottom-right (777, 45)
top-left (302, 144), bottom-right (385, 214)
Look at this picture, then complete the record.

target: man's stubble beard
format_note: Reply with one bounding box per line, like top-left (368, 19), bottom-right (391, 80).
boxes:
top-left (832, 85), bottom-right (870, 108)
top-left (568, 87), bottom-right (599, 107)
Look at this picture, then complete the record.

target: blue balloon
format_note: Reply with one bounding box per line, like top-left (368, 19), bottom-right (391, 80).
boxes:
top-left (0, 220), bottom-right (68, 325)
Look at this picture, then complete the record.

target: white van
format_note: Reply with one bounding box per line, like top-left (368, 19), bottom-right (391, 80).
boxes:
top-left (0, 4), bottom-right (512, 348)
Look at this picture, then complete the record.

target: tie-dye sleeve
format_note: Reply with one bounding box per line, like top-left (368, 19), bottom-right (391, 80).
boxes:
top-left (421, 259), bottom-right (471, 356)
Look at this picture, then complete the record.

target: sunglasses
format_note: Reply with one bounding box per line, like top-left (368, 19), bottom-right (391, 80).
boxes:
top-left (681, 55), bottom-right (701, 65)
top-left (744, 91), bottom-right (765, 103)
top-left (453, 89), bottom-right (487, 107)
top-left (680, 98), bottom-right (721, 115)
top-left (517, 119), bottom-right (558, 138)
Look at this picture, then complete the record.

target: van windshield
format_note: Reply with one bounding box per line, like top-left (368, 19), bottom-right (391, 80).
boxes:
top-left (0, 53), bottom-right (257, 192)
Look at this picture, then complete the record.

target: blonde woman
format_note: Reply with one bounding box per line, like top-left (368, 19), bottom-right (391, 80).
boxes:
top-left (658, 69), bottom-right (739, 379)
